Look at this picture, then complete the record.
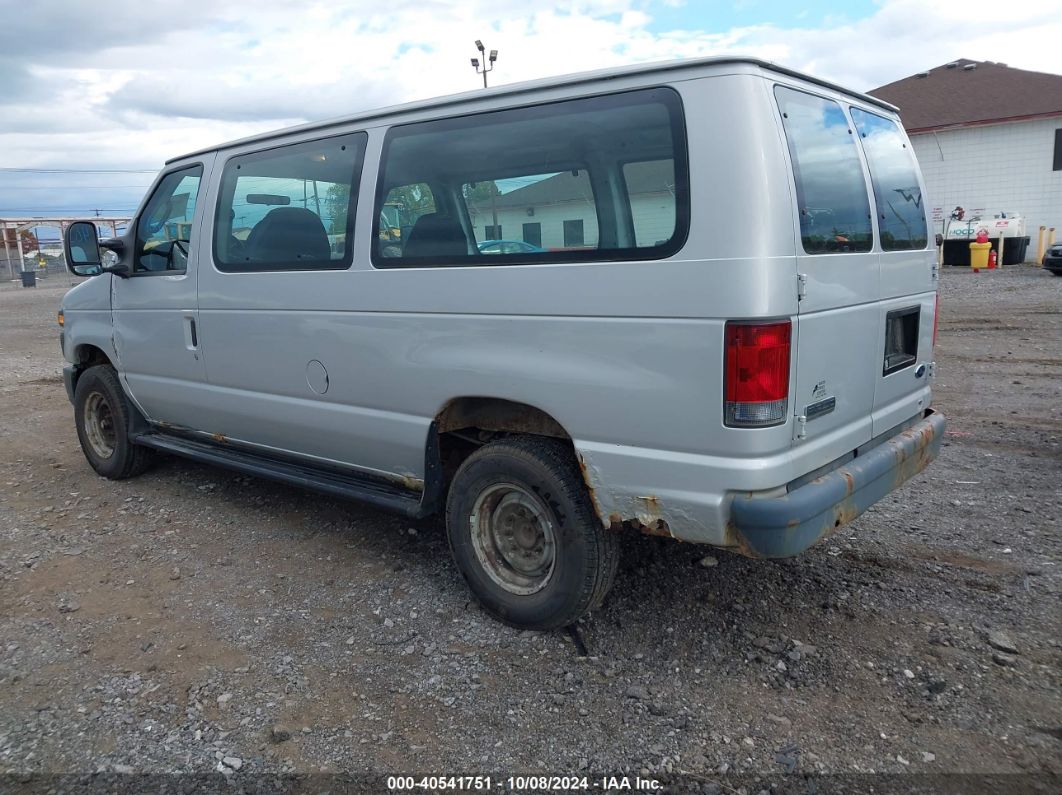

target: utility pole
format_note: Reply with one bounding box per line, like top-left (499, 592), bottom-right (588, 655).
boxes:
top-left (470, 40), bottom-right (498, 88)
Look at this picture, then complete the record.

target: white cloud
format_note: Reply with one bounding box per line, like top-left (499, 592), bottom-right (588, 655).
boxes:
top-left (1, 0), bottom-right (1060, 216)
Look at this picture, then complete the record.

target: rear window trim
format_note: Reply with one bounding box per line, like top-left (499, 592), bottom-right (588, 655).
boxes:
top-left (369, 86), bottom-right (691, 270)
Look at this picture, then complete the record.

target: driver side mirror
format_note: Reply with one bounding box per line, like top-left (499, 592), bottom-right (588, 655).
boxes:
top-left (64, 221), bottom-right (103, 276)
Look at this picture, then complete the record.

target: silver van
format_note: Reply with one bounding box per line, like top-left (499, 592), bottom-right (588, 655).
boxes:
top-left (59, 57), bottom-right (945, 629)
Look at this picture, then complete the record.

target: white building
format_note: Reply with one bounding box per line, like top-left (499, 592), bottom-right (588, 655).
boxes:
top-left (467, 160), bottom-right (676, 250)
top-left (870, 59), bottom-right (1062, 262)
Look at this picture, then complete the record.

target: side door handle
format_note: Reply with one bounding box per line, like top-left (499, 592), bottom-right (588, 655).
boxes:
top-left (183, 312), bottom-right (199, 352)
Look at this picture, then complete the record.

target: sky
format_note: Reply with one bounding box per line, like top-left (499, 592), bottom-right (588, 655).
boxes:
top-left (1, 0), bottom-right (1060, 236)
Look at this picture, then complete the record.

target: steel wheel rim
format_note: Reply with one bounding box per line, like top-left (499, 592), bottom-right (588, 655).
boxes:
top-left (83, 391), bottom-right (116, 460)
top-left (469, 483), bottom-right (556, 595)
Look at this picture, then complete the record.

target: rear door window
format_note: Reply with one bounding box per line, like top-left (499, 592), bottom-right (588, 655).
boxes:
top-left (775, 86), bottom-right (873, 254)
top-left (850, 108), bottom-right (928, 251)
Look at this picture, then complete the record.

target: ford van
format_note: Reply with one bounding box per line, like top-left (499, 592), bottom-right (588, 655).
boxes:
top-left (59, 56), bottom-right (945, 629)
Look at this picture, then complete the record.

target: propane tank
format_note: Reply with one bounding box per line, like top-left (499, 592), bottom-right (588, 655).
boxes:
top-left (988, 249), bottom-right (998, 269)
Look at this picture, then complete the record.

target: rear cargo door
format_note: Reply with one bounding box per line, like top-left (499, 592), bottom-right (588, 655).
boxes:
top-left (775, 86), bottom-right (880, 458)
top-left (850, 107), bottom-right (937, 437)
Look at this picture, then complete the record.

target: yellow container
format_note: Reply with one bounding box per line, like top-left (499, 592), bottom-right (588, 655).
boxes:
top-left (969, 241), bottom-right (991, 270)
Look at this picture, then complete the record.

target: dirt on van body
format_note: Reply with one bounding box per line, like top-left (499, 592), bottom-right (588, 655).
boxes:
top-left (0, 266), bottom-right (1059, 793)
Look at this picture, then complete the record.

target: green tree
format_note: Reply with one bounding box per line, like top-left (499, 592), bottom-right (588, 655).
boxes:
top-left (462, 180), bottom-right (500, 204)
top-left (324, 183), bottom-right (350, 235)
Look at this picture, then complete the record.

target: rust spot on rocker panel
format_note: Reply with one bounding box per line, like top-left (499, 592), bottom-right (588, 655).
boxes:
top-left (394, 473), bottom-right (425, 492)
top-left (211, 432), bottom-right (228, 444)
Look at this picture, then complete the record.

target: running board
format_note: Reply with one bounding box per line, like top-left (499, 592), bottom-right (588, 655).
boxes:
top-left (132, 432), bottom-right (426, 518)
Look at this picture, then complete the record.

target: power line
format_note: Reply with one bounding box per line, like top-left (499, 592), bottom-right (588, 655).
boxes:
top-left (0, 167), bottom-right (157, 174)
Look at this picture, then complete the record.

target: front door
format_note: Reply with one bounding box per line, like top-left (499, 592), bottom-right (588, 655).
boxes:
top-left (112, 157), bottom-right (215, 430)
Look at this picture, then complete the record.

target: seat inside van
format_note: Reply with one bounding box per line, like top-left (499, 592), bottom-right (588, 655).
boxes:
top-left (402, 212), bottom-right (470, 258)
top-left (245, 207), bottom-right (331, 263)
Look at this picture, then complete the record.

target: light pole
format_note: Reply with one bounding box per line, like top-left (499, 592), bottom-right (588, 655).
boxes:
top-left (470, 40), bottom-right (497, 88)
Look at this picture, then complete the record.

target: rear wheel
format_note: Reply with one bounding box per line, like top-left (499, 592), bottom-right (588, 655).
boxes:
top-left (73, 365), bottom-right (153, 479)
top-left (445, 436), bottom-right (619, 629)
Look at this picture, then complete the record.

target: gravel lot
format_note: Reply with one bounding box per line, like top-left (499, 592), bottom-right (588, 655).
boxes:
top-left (1, 266), bottom-right (1059, 793)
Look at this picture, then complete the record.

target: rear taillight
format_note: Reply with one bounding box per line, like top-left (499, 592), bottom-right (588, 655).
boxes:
top-left (932, 293), bottom-right (939, 349)
top-left (724, 320), bottom-right (792, 427)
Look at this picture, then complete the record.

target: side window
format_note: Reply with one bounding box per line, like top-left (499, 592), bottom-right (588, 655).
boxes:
top-left (136, 166), bottom-right (203, 273)
top-left (214, 132), bottom-right (367, 272)
top-left (775, 87), bottom-right (873, 254)
top-left (372, 87), bottom-right (689, 267)
top-left (850, 108), bottom-right (928, 251)
top-left (623, 160), bottom-right (676, 247)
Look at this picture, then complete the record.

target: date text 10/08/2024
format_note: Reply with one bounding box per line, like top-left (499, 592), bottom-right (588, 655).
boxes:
top-left (386, 775), bottom-right (663, 791)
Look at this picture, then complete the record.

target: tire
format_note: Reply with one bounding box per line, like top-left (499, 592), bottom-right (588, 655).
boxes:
top-left (73, 365), bottom-right (153, 479)
top-left (445, 436), bottom-right (619, 629)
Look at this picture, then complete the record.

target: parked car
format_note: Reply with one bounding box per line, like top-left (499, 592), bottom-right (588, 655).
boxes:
top-left (1043, 243), bottom-right (1062, 275)
top-left (477, 240), bottom-right (547, 255)
top-left (59, 56), bottom-right (944, 629)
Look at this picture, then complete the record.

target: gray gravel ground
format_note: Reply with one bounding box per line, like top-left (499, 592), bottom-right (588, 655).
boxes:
top-left (0, 266), bottom-right (1059, 794)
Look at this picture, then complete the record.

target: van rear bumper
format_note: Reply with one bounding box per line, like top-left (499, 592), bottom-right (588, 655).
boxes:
top-left (728, 408), bottom-right (945, 558)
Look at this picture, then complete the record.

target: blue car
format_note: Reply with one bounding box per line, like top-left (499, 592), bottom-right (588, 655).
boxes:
top-left (477, 239), bottom-right (546, 254)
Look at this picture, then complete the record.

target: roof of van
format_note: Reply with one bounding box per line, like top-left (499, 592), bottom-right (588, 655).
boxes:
top-left (168, 56), bottom-right (897, 164)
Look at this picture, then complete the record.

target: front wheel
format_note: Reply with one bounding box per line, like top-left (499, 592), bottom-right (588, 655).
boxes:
top-left (73, 365), bottom-right (153, 479)
top-left (445, 436), bottom-right (619, 629)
